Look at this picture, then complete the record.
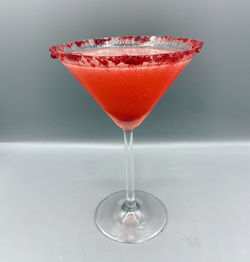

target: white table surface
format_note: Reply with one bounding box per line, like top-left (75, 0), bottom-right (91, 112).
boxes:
top-left (0, 142), bottom-right (250, 262)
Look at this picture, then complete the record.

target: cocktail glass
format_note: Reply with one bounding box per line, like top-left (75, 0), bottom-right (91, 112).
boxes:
top-left (49, 35), bottom-right (203, 243)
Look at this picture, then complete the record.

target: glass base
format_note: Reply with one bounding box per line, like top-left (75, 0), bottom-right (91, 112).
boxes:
top-left (95, 190), bottom-right (167, 243)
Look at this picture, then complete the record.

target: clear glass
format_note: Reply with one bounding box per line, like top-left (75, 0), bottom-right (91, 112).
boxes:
top-left (95, 130), bottom-right (167, 243)
top-left (49, 35), bottom-right (203, 243)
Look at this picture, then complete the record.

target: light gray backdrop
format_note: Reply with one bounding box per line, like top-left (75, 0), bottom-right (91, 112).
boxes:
top-left (0, 0), bottom-right (249, 142)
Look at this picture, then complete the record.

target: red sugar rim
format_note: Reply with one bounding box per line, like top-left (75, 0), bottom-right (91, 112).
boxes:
top-left (49, 35), bottom-right (203, 67)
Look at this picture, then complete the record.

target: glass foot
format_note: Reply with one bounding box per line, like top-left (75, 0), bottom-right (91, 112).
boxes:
top-left (95, 190), bottom-right (167, 243)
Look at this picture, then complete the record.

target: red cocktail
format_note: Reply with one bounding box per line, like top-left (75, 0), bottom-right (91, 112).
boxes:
top-left (50, 35), bottom-right (203, 243)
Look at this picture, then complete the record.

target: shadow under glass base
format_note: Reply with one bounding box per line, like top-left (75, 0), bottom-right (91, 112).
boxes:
top-left (95, 190), bottom-right (167, 243)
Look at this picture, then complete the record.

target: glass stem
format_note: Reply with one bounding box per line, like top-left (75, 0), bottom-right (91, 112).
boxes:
top-left (123, 129), bottom-right (137, 211)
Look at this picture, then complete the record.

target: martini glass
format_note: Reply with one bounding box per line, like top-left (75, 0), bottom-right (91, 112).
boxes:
top-left (49, 35), bottom-right (203, 243)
